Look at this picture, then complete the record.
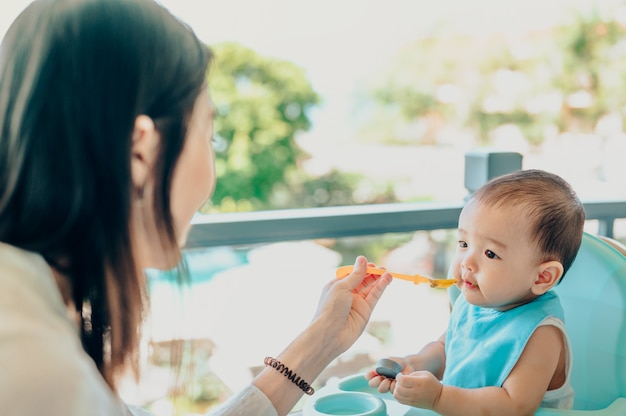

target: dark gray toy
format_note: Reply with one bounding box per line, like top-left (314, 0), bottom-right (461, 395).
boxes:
top-left (375, 358), bottom-right (402, 379)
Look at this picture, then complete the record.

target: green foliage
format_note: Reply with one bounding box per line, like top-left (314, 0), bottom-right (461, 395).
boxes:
top-left (365, 4), bottom-right (626, 146)
top-left (199, 7), bottom-right (626, 211)
top-left (365, 35), bottom-right (483, 145)
top-left (553, 12), bottom-right (626, 132)
top-left (205, 42), bottom-right (320, 212)
top-left (270, 170), bottom-right (397, 209)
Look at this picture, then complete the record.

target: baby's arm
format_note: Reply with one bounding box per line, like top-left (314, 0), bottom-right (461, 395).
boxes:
top-left (394, 325), bottom-right (564, 416)
top-left (366, 332), bottom-right (446, 393)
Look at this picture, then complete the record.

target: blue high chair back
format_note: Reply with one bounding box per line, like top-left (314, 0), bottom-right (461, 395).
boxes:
top-left (550, 232), bottom-right (626, 411)
top-left (449, 232), bottom-right (626, 414)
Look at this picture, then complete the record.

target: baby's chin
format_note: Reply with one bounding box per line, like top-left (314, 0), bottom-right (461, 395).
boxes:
top-left (460, 289), bottom-right (501, 310)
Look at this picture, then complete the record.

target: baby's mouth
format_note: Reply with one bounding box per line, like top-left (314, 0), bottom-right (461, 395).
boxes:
top-left (462, 279), bottom-right (478, 289)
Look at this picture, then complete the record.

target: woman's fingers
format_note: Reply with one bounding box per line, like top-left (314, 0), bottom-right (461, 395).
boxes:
top-left (347, 257), bottom-right (392, 300)
top-left (341, 256), bottom-right (368, 290)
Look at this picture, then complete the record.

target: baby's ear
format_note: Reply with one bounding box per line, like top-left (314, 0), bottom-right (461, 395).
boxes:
top-left (532, 261), bottom-right (563, 295)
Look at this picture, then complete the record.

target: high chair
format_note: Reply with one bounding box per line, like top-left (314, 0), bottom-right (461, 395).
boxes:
top-left (302, 232), bottom-right (626, 415)
top-left (534, 232), bottom-right (626, 415)
top-left (450, 232), bottom-right (626, 415)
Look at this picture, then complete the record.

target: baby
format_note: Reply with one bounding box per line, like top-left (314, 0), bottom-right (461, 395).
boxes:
top-left (366, 169), bottom-right (585, 415)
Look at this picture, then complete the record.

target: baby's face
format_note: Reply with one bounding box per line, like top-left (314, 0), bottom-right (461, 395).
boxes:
top-left (450, 200), bottom-right (543, 311)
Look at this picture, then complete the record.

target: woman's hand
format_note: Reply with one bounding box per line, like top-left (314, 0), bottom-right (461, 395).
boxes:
top-left (310, 256), bottom-right (392, 357)
top-left (250, 256), bottom-right (391, 416)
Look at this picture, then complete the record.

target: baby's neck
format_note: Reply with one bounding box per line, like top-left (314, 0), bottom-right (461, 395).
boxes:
top-left (491, 293), bottom-right (543, 312)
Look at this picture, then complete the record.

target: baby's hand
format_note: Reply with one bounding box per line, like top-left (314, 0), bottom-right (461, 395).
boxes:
top-left (366, 368), bottom-right (397, 393)
top-left (393, 371), bottom-right (443, 410)
top-left (365, 357), bottom-right (405, 393)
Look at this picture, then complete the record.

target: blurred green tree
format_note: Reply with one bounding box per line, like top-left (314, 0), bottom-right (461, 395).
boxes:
top-left (364, 4), bottom-right (626, 148)
top-left (204, 42), bottom-right (398, 212)
top-left (204, 42), bottom-right (320, 212)
top-left (554, 10), bottom-right (626, 133)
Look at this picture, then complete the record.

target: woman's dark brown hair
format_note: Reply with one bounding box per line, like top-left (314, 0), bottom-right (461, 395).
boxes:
top-left (0, 0), bottom-right (211, 389)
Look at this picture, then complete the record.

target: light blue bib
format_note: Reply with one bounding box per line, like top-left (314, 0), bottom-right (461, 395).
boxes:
top-left (442, 291), bottom-right (564, 388)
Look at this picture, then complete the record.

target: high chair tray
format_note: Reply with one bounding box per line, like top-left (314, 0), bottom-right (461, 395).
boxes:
top-left (303, 373), bottom-right (443, 416)
top-left (302, 373), bottom-right (626, 416)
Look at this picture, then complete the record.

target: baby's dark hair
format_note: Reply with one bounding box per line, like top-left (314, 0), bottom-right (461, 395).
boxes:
top-left (470, 169), bottom-right (585, 279)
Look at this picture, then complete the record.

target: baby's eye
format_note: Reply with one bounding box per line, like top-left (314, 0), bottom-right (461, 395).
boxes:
top-left (485, 250), bottom-right (500, 259)
top-left (458, 241), bottom-right (468, 248)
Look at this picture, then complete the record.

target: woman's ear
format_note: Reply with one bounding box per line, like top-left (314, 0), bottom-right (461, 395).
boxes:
top-left (532, 260), bottom-right (564, 295)
top-left (131, 115), bottom-right (159, 194)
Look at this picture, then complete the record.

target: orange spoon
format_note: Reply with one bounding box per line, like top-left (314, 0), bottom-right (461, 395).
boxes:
top-left (336, 265), bottom-right (457, 289)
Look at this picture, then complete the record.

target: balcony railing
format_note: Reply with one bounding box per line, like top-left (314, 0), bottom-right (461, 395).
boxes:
top-left (188, 151), bottom-right (626, 247)
top-left (187, 197), bottom-right (626, 248)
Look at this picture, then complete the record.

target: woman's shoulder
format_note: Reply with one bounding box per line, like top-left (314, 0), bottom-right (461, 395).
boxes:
top-left (0, 242), bottom-right (127, 415)
top-left (0, 242), bottom-right (74, 335)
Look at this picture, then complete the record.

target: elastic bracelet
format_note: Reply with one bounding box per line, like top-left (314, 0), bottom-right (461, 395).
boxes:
top-left (264, 356), bottom-right (315, 395)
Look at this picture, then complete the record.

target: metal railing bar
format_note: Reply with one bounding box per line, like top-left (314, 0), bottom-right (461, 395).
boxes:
top-left (185, 198), bottom-right (626, 248)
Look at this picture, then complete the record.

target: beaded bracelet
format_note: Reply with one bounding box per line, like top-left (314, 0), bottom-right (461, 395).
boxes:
top-left (264, 356), bottom-right (315, 395)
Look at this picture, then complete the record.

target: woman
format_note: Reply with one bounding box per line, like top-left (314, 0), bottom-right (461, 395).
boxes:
top-left (0, 0), bottom-right (392, 415)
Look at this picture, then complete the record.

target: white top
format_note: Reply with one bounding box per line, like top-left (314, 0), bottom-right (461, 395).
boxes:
top-left (0, 242), bottom-right (277, 416)
top-left (208, 384), bottom-right (277, 416)
top-left (538, 317), bottom-right (575, 409)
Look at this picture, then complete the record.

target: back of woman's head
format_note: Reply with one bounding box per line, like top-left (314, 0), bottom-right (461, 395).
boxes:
top-left (0, 0), bottom-right (211, 388)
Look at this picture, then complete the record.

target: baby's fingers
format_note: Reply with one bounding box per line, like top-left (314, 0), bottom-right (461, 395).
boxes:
top-left (368, 375), bottom-right (394, 393)
top-left (364, 369), bottom-right (379, 381)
